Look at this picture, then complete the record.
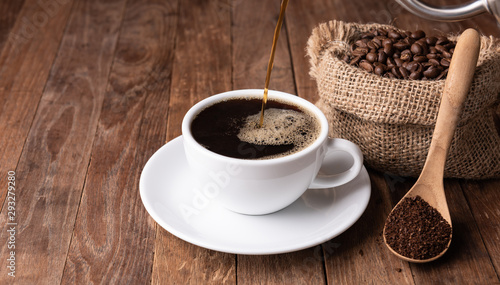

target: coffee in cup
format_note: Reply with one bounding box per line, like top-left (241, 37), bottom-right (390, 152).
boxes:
top-left (191, 97), bottom-right (320, 159)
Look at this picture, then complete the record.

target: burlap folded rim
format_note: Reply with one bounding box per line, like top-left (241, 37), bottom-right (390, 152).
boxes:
top-left (307, 20), bottom-right (500, 179)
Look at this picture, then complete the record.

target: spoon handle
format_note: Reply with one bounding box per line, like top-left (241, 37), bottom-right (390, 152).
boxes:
top-left (420, 29), bottom-right (481, 182)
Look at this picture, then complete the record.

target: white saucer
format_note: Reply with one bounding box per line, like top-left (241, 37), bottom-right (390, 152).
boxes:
top-left (140, 136), bottom-right (371, 255)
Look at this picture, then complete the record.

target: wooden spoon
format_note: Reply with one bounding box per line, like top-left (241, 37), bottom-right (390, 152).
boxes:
top-left (383, 28), bottom-right (481, 263)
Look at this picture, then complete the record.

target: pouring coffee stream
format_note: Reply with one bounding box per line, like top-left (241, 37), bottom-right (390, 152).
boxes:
top-left (382, 29), bottom-right (480, 263)
top-left (259, 0), bottom-right (289, 127)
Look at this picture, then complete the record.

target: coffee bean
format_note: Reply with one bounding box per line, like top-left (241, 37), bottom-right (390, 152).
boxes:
top-left (388, 30), bottom-right (402, 39)
top-left (410, 43), bottom-right (423, 55)
top-left (435, 44), bottom-right (447, 53)
top-left (393, 41), bottom-right (409, 50)
top-left (378, 51), bottom-right (388, 63)
top-left (426, 53), bottom-right (438, 60)
top-left (426, 36), bottom-right (438, 45)
top-left (442, 50), bottom-right (452, 58)
top-left (386, 57), bottom-right (396, 68)
top-left (429, 58), bottom-right (440, 66)
top-left (423, 66), bottom-right (441, 79)
top-left (394, 58), bottom-right (403, 67)
top-left (359, 60), bottom-right (374, 72)
top-left (399, 66), bottom-right (409, 79)
top-left (383, 43), bottom-right (393, 56)
top-left (391, 66), bottom-right (402, 78)
top-left (366, 52), bottom-right (377, 63)
top-left (409, 71), bottom-right (422, 80)
top-left (443, 42), bottom-right (455, 50)
top-left (410, 30), bottom-right (426, 39)
top-left (355, 39), bottom-right (368, 48)
top-left (422, 62), bottom-right (432, 68)
top-left (436, 69), bottom-right (449, 80)
top-left (400, 49), bottom-right (412, 61)
top-left (367, 40), bottom-right (379, 50)
top-left (346, 28), bottom-right (455, 80)
top-left (436, 36), bottom-right (449, 45)
top-left (375, 65), bottom-right (385, 76)
top-left (440, 58), bottom-right (450, 67)
top-left (378, 28), bottom-right (388, 36)
top-left (352, 47), bottom-right (369, 56)
top-left (418, 41), bottom-right (429, 54)
top-left (413, 55), bottom-right (427, 62)
top-left (406, 61), bottom-right (420, 72)
top-left (386, 72), bottom-right (396, 79)
top-left (350, 55), bottom-right (362, 65)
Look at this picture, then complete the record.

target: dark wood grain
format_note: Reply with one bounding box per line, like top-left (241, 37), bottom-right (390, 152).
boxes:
top-left (285, 0), bottom-right (340, 103)
top-left (0, 0), bottom-right (126, 283)
top-left (152, 0), bottom-right (236, 283)
top-left (231, 0), bottom-right (294, 94)
top-left (460, 179), bottom-right (500, 278)
top-left (0, 0), bottom-right (73, 210)
top-left (0, 0), bottom-right (25, 50)
top-left (321, 171), bottom-right (413, 284)
top-left (60, 0), bottom-right (177, 283)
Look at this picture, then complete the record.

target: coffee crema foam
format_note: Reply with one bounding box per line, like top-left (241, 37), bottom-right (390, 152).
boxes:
top-left (237, 108), bottom-right (320, 158)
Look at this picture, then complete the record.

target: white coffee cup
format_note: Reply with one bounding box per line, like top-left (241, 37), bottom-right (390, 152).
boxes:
top-left (182, 89), bottom-right (363, 215)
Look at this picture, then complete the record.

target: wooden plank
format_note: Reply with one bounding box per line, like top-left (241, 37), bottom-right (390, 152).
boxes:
top-left (59, 0), bottom-right (178, 283)
top-left (0, 0), bottom-right (73, 209)
top-left (238, 250), bottom-right (326, 285)
top-left (321, 171), bottom-right (413, 284)
top-left (232, 1), bottom-right (325, 284)
top-left (0, 0), bottom-right (127, 283)
top-left (152, 0), bottom-right (236, 283)
top-left (285, 0), bottom-right (337, 103)
top-left (459, 179), bottom-right (500, 279)
top-left (231, 0), bottom-right (294, 94)
top-left (0, 0), bottom-right (25, 50)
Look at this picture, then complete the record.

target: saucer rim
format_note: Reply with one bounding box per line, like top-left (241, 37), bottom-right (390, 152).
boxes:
top-left (140, 136), bottom-right (371, 255)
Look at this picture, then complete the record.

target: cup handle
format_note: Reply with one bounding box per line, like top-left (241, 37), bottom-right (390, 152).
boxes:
top-left (308, 138), bottom-right (364, 189)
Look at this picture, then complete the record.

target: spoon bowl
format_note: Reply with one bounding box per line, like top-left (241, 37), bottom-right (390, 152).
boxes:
top-left (383, 28), bottom-right (481, 263)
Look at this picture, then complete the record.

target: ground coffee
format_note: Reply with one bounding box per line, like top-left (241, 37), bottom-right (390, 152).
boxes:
top-left (384, 195), bottom-right (452, 260)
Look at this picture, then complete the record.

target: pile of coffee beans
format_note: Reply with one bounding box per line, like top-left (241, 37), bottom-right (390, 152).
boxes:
top-left (384, 195), bottom-right (452, 260)
top-left (343, 28), bottom-right (456, 80)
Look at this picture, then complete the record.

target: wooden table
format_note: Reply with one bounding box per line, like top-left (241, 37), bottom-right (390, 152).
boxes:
top-left (0, 0), bottom-right (499, 283)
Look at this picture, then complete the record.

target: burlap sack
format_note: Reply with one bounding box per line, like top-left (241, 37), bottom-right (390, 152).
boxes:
top-left (307, 20), bottom-right (500, 179)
